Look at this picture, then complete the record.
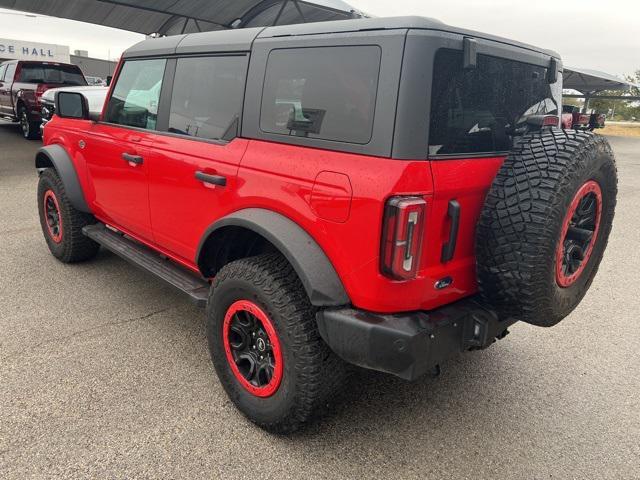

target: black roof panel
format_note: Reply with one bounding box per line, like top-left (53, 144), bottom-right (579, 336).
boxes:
top-left (123, 16), bottom-right (560, 59)
top-left (258, 16), bottom-right (560, 58)
top-left (175, 27), bottom-right (266, 54)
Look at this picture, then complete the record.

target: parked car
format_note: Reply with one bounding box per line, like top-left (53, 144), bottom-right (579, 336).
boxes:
top-left (0, 60), bottom-right (87, 139)
top-left (40, 85), bottom-right (108, 132)
top-left (85, 75), bottom-right (107, 86)
top-left (561, 104), bottom-right (606, 130)
top-left (35, 17), bottom-right (617, 433)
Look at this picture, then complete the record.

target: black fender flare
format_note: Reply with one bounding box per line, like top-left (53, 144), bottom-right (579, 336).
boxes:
top-left (35, 145), bottom-right (91, 213)
top-left (197, 209), bottom-right (350, 307)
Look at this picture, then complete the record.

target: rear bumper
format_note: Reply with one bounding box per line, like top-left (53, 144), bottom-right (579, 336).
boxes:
top-left (316, 297), bottom-right (515, 381)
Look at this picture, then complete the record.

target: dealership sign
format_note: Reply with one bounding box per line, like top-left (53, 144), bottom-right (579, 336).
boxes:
top-left (0, 38), bottom-right (70, 63)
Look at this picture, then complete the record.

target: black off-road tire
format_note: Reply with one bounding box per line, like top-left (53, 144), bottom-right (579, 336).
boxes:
top-left (18, 105), bottom-right (40, 140)
top-left (37, 168), bottom-right (100, 263)
top-left (206, 253), bottom-right (347, 433)
top-left (476, 129), bottom-right (617, 327)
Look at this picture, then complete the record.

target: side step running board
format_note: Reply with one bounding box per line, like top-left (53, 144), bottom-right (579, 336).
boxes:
top-left (83, 224), bottom-right (209, 307)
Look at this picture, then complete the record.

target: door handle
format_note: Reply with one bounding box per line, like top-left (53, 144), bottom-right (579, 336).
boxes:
top-left (122, 152), bottom-right (143, 165)
top-left (195, 171), bottom-right (227, 187)
top-left (441, 199), bottom-right (461, 263)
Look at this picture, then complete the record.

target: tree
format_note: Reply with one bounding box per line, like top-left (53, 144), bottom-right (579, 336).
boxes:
top-left (625, 70), bottom-right (640, 97)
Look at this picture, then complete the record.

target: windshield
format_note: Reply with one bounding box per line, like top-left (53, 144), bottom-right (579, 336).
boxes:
top-left (429, 49), bottom-right (560, 156)
top-left (18, 64), bottom-right (87, 86)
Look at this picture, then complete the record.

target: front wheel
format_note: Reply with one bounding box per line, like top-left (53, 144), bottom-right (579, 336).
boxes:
top-left (37, 169), bottom-right (100, 263)
top-left (206, 253), bottom-right (347, 433)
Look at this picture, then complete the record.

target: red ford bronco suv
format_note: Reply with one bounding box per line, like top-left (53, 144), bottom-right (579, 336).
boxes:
top-left (35, 17), bottom-right (617, 433)
top-left (0, 60), bottom-right (87, 139)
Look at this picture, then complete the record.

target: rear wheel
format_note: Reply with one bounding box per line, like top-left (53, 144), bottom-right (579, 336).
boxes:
top-left (206, 253), bottom-right (346, 433)
top-left (476, 129), bottom-right (617, 327)
top-left (18, 105), bottom-right (40, 140)
top-left (37, 169), bottom-right (100, 263)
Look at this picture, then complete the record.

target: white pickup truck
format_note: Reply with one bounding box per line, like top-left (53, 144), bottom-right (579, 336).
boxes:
top-left (40, 85), bottom-right (109, 133)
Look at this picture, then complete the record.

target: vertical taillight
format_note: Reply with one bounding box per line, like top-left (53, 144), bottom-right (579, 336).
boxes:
top-left (381, 196), bottom-right (426, 280)
top-left (35, 84), bottom-right (48, 105)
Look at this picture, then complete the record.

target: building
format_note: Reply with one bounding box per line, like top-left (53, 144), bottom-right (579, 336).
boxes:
top-left (0, 37), bottom-right (117, 80)
top-left (70, 53), bottom-right (117, 80)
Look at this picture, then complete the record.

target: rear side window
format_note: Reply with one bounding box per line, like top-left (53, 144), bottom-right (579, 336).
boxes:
top-left (168, 56), bottom-right (246, 141)
top-left (260, 46), bottom-right (381, 144)
top-left (429, 49), bottom-right (559, 156)
top-left (18, 63), bottom-right (86, 86)
top-left (0, 64), bottom-right (6, 81)
top-left (105, 59), bottom-right (166, 130)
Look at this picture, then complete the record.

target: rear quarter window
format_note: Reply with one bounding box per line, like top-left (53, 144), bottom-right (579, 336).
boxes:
top-left (260, 45), bottom-right (381, 145)
top-left (429, 49), bottom-right (559, 157)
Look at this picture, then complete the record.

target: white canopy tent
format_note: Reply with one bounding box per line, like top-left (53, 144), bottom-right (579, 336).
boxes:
top-left (2, 0), bottom-right (637, 111)
top-left (564, 66), bottom-right (637, 94)
top-left (563, 66), bottom-right (639, 113)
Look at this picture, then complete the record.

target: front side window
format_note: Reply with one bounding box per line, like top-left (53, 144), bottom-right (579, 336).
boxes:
top-left (4, 63), bottom-right (16, 83)
top-left (168, 56), bottom-right (247, 141)
top-left (18, 63), bottom-right (86, 86)
top-left (105, 59), bottom-right (166, 130)
top-left (260, 46), bottom-right (381, 144)
top-left (0, 64), bottom-right (6, 81)
top-left (429, 49), bottom-right (559, 156)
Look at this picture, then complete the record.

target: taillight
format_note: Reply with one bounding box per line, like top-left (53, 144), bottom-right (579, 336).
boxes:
top-left (35, 84), bottom-right (48, 105)
top-left (381, 196), bottom-right (426, 280)
top-left (525, 114), bottom-right (559, 128)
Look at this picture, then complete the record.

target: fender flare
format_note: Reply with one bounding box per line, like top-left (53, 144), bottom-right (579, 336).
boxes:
top-left (35, 144), bottom-right (91, 213)
top-left (197, 209), bottom-right (350, 307)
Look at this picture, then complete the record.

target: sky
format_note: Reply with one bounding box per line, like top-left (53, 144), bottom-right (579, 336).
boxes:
top-left (0, 1), bottom-right (638, 77)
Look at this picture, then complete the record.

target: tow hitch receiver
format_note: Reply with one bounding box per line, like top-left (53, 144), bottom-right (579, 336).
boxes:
top-left (317, 298), bottom-right (515, 381)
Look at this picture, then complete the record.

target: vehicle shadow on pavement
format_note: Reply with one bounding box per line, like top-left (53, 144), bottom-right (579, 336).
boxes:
top-left (87, 249), bottom-right (543, 446)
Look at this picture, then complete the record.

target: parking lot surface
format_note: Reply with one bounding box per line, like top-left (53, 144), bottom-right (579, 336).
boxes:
top-left (1, 121), bottom-right (638, 479)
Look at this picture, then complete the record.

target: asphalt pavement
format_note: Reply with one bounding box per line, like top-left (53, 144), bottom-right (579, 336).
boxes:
top-left (1, 121), bottom-right (638, 479)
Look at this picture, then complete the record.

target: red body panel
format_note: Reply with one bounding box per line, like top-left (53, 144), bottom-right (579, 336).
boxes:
top-left (83, 123), bottom-right (156, 241)
top-left (146, 135), bottom-right (249, 261)
top-left (44, 117), bottom-right (504, 314)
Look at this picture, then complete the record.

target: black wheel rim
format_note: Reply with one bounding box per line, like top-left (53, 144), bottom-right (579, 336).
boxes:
top-left (223, 300), bottom-right (283, 397)
top-left (43, 190), bottom-right (63, 243)
top-left (556, 180), bottom-right (602, 287)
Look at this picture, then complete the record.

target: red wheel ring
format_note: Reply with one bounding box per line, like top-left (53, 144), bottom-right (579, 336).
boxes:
top-left (223, 300), bottom-right (283, 397)
top-left (555, 180), bottom-right (602, 287)
top-left (43, 189), bottom-right (63, 244)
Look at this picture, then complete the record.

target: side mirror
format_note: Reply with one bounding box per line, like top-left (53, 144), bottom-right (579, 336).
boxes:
top-left (55, 91), bottom-right (90, 120)
top-left (106, 76), bottom-right (112, 87)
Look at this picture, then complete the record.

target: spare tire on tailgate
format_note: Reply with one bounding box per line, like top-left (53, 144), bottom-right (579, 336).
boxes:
top-left (476, 129), bottom-right (617, 327)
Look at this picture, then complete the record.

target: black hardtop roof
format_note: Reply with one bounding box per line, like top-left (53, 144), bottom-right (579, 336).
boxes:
top-left (123, 16), bottom-right (560, 60)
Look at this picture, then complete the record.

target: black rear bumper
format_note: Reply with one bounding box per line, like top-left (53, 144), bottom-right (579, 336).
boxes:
top-left (316, 298), bottom-right (514, 381)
